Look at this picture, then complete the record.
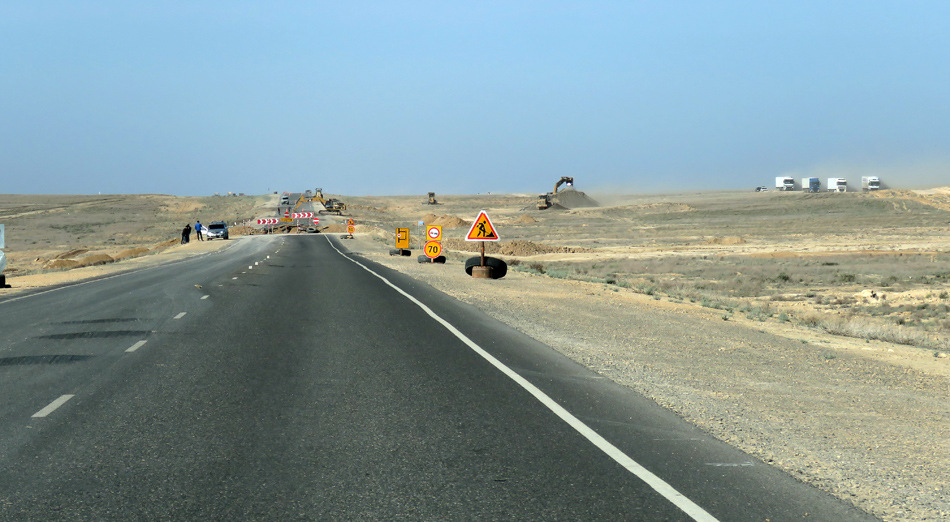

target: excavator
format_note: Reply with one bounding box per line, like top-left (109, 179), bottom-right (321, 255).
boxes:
top-left (537, 177), bottom-right (574, 210)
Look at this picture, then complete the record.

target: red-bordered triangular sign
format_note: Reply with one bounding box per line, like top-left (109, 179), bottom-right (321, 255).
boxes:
top-left (465, 210), bottom-right (500, 241)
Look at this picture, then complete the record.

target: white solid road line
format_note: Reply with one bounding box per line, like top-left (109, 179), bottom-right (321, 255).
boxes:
top-left (173, 312), bottom-right (187, 319)
top-left (326, 237), bottom-right (719, 522)
top-left (32, 395), bottom-right (75, 418)
top-left (126, 340), bottom-right (148, 353)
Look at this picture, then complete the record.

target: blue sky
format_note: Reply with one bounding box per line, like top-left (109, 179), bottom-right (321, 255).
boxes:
top-left (2, 1), bottom-right (948, 196)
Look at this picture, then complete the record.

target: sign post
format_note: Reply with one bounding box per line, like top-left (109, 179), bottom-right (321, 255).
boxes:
top-left (465, 210), bottom-right (500, 277)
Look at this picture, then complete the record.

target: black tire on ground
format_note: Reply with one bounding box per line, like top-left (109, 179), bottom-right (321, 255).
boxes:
top-left (400, 249), bottom-right (412, 256)
top-left (433, 255), bottom-right (446, 264)
top-left (464, 256), bottom-right (507, 278)
top-left (389, 249), bottom-right (400, 256)
top-left (485, 256), bottom-right (508, 278)
top-left (417, 255), bottom-right (430, 263)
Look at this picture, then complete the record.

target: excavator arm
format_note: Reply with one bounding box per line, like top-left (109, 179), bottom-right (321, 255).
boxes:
top-left (553, 177), bottom-right (574, 194)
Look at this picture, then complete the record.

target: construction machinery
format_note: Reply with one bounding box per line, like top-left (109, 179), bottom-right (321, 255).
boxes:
top-left (292, 189), bottom-right (346, 215)
top-left (537, 177), bottom-right (574, 210)
top-left (426, 192), bottom-right (438, 205)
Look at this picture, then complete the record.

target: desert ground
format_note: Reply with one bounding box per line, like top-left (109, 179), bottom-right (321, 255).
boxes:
top-left (2, 187), bottom-right (950, 521)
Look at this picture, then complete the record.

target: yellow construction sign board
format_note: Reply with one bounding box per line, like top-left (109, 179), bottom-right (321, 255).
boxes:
top-left (465, 210), bottom-right (499, 241)
top-left (426, 225), bottom-right (442, 242)
top-left (347, 225), bottom-right (356, 235)
top-left (395, 227), bottom-right (410, 249)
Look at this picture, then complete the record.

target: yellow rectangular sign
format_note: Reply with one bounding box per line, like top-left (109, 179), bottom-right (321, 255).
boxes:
top-left (395, 228), bottom-right (410, 249)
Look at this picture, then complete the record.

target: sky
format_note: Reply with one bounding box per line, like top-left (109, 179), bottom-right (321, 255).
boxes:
top-left (2, 1), bottom-right (949, 197)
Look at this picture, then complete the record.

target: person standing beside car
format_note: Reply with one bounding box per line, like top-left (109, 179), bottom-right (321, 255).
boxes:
top-left (181, 224), bottom-right (191, 244)
top-left (195, 221), bottom-right (204, 241)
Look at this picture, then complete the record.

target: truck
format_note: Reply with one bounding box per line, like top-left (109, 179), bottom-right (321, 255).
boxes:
top-left (775, 176), bottom-right (795, 191)
top-left (826, 178), bottom-right (848, 192)
top-left (862, 176), bottom-right (881, 191)
top-left (802, 177), bottom-right (821, 193)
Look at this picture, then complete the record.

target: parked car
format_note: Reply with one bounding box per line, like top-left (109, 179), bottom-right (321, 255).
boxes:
top-left (755, 186), bottom-right (769, 192)
top-left (205, 221), bottom-right (229, 240)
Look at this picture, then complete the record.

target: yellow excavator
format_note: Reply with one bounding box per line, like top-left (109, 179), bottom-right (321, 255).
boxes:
top-left (537, 177), bottom-right (574, 210)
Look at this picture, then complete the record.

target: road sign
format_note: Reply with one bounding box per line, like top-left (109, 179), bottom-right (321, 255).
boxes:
top-left (424, 240), bottom-right (442, 259)
top-left (395, 228), bottom-right (410, 249)
top-left (347, 218), bottom-right (355, 226)
top-left (312, 218), bottom-right (320, 224)
top-left (465, 210), bottom-right (499, 241)
top-left (292, 212), bottom-right (313, 219)
top-left (347, 225), bottom-right (356, 235)
top-left (284, 210), bottom-right (290, 218)
top-left (256, 218), bottom-right (279, 225)
top-left (426, 225), bottom-right (442, 241)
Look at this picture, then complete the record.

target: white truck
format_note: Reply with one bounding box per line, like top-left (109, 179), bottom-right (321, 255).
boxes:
top-left (827, 177), bottom-right (848, 192)
top-left (775, 176), bottom-right (795, 191)
top-left (861, 176), bottom-right (881, 191)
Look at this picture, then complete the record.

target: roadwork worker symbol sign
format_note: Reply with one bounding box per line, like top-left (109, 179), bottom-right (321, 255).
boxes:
top-left (465, 211), bottom-right (499, 241)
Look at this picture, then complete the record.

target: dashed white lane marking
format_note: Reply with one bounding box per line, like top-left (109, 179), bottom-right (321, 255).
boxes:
top-left (200, 295), bottom-right (209, 300)
top-left (32, 395), bottom-right (75, 418)
top-left (173, 312), bottom-right (187, 319)
top-left (126, 340), bottom-right (148, 353)
top-left (326, 238), bottom-right (718, 522)
top-left (232, 277), bottom-right (238, 280)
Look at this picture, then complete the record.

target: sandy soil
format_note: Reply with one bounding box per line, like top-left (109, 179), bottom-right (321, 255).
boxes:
top-left (2, 189), bottom-right (949, 521)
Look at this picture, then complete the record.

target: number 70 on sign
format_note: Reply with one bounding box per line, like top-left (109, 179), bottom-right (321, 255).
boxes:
top-left (424, 240), bottom-right (442, 259)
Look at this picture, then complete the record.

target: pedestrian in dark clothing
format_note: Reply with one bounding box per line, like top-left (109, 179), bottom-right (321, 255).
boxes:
top-left (181, 224), bottom-right (191, 244)
top-left (195, 221), bottom-right (204, 241)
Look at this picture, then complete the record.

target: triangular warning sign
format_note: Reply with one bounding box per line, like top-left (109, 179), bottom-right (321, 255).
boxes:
top-left (465, 210), bottom-right (500, 241)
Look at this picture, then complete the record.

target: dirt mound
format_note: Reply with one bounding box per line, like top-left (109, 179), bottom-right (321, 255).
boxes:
top-left (43, 253), bottom-right (115, 270)
top-left (53, 249), bottom-right (88, 260)
top-left (554, 188), bottom-right (599, 209)
top-left (44, 259), bottom-right (81, 270)
top-left (77, 254), bottom-right (115, 267)
top-left (513, 215), bottom-right (537, 224)
top-left (114, 247), bottom-right (150, 261)
top-left (704, 236), bottom-right (747, 245)
top-left (442, 239), bottom-right (592, 257)
top-left (420, 214), bottom-right (467, 228)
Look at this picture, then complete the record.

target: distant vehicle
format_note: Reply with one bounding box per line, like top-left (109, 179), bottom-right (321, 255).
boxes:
top-left (802, 177), bottom-right (821, 193)
top-left (826, 178), bottom-right (848, 192)
top-left (205, 221), bottom-right (229, 240)
top-left (774, 176), bottom-right (795, 191)
top-left (755, 186), bottom-right (769, 192)
top-left (862, 176), bottom-right (881, 191)
top-left (279, 194), bottom-right (290, 205)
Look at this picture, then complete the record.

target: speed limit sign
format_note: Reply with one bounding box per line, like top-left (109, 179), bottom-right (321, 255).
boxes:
top-left (426, 225), bottom-right (442, 242)
top-left (424, 240), bottom-right (442, 259)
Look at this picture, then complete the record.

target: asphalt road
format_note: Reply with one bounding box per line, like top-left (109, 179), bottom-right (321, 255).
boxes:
top-left (0, 235), bottom-right (878, 521)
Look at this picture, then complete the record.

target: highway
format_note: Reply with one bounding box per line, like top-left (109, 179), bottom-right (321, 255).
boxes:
top-left (0, 234), bottom-right (878, 520)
